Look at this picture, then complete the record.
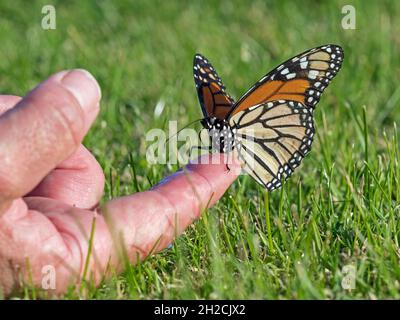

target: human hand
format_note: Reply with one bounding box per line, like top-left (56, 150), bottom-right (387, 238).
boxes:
top-left (0, 70), bottom-right (239, 296)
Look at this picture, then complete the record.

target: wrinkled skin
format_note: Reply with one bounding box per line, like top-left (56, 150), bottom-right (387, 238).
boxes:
top-left (0, 70), bottom-right (240, 296)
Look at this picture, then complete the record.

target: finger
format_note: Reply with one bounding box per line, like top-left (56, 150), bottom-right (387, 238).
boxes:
top-left (0, 95), bottom-right (22, 116)
top-left (27, 145), bottom-right (105, 209)
top-left (102, 153), bottom-right (240, 265)
top-left (0, 155), bottom-right (239, 295)
top-left (0, 69), bottom-right (101, 205)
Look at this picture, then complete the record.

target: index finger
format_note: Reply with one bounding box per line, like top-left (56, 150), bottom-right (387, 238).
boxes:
top-left (0, 95), bottom-right (22, 115)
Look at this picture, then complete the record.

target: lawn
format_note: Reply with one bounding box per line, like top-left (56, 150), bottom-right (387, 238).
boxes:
top-left (0, 0), bottom-right (399, 299)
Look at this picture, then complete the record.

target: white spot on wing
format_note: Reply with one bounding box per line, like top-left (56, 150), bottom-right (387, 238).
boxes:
top-left (281, 68), bottom-right (289, 75)
top-left (286, 73), bottom-right (296, 79)
top-left (308, 70), bottom-right (319, 79)
top-left (300, 61), bottom-right (308, 69)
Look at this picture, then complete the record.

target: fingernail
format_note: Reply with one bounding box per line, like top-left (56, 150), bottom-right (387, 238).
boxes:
top-left (60, 69), bottom-right (101, 112)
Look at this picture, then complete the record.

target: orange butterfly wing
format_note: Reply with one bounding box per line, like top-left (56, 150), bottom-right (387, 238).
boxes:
top-left (193, 54), bottom-right (234, 120)
top-left (229, 45), bottom-right (344, 116)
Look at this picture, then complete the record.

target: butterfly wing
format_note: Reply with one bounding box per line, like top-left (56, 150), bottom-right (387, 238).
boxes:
top-left (193, 54), bottom-right (235, 120)
top-left (229, 44), bottom-right (343, 116)
top-left (229, 100), bottom-right (314, 191)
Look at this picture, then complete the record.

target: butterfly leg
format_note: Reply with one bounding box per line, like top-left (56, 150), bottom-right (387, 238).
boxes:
top-left (188, 129), bottom-right (213, 160)
top-left (224, 151), bottom-right (237, 172)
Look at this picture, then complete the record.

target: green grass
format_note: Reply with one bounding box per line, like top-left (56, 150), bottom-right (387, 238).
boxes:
top-left (1, 0), bottom-right (399, 299)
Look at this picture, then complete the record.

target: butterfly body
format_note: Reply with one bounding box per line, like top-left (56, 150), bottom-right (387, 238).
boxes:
top-left (193, 45), bottom-right (344, 191)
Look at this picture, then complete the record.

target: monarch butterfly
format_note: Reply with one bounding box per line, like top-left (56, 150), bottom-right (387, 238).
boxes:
top-left (193, 44), bottom-right (344, 191)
